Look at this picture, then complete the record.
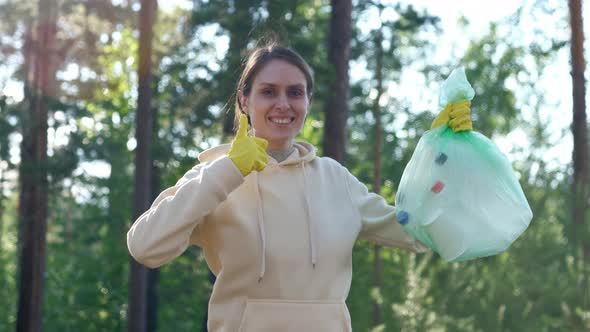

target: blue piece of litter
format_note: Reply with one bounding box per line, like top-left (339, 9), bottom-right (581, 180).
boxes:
top-left (397, 210), bottom-right (409, 225)
top-left (435, 152), bottom-right (448, 165)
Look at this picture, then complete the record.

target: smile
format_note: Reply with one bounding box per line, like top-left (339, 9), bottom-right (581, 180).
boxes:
top-left (268, 116), bottom-right (295, 125)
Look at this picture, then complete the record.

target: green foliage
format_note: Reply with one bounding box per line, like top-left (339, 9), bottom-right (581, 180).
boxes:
top-left (0, 193), bottom-right (18, 331)
top-left (157, 250), bottom-right (211, 331)
top-left (0, 0), bottom-right (587, 331)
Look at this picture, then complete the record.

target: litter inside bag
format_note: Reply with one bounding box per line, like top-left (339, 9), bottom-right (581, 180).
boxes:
top-left (395, 68), bottom-right (533, 262)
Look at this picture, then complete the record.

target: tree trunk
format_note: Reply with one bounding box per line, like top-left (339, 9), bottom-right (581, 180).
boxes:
top-left (16, 0), bottom-right (58, 331)
top-left (322, 0), bottom-right (352, 163)
top-left (146, 268), bottom-right (159, 332)
top-left (569, 0), bottom-right (589, 259)
top-left (147, 105), bottom-right (161, 332)
top-left (371, 26), bottom-right (385, 328)
top-left (128, 0), bottom-right (157, 331)
top-left (221, 0), bottom-right (253, 138)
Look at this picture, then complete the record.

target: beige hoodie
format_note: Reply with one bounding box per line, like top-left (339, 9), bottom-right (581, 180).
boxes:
top-left (127, 141), bottom-right (426, 331)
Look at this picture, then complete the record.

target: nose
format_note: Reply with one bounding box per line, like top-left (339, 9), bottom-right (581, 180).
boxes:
top-left (275, 93), bottom-right (290, 110)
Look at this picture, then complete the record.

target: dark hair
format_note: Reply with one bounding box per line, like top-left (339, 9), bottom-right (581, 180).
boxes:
top-left (234, 44), bottom-right (314, 130)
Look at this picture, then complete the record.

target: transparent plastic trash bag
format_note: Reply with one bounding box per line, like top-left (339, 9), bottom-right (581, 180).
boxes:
top-left (395, 68), bottom-right (533, 262)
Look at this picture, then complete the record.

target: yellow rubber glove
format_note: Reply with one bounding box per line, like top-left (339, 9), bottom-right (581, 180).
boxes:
top-left (228, 114), bottom-right (268, 176)
top-left (430, 100), bottom-right (473, 132)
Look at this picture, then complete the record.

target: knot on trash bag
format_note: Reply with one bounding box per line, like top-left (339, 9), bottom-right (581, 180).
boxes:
top-left (430, 100), bottom-right (473, 132)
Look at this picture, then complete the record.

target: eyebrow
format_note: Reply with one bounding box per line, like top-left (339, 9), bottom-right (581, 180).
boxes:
top-left (258, 82), bottom-right (305, 89)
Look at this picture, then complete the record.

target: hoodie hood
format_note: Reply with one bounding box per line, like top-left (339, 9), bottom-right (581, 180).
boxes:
top-left (198, 140), bottom-right (318, 282)
top-left (198, 141), bottom-right (317, 165)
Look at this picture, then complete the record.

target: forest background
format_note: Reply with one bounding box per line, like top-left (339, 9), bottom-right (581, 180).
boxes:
top-left (1, 0), bottom-right (589, 331)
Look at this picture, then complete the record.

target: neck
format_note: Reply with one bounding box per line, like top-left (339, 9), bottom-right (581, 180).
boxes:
top-left (266, 139), bottom-right (293, 151)
top-left (267, 145), bottom-right (295, 163)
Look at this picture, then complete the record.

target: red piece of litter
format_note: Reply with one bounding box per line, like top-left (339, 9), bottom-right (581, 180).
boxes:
top-left (431, 181), bottom-right (444, 193)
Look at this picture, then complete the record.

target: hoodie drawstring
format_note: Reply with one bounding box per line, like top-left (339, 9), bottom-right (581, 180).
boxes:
top-left (301, 161), bottom-right (318, 268)
top-left (254, 172), bottom-right (267, 283)
top-left (253, 160), bottom-right (318, 283)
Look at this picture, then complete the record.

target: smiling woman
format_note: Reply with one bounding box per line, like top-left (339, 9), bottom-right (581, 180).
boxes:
top-left (239, 63), bottom-right (309, 151)
top-left (234, 46), bottom-right (314, 153)
top-left (126, 43), bottom-right (439, 332)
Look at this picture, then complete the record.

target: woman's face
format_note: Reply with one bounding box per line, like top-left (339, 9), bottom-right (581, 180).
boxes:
top-left (241, 59), bottom-right (310, 151)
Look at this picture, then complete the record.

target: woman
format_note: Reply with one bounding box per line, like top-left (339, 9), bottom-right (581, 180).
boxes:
top-left (127, 44), bottom-right (470, 331)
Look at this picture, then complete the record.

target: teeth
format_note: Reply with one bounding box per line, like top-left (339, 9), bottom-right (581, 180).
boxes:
top-left (270, 117), bottom-right (292, 124)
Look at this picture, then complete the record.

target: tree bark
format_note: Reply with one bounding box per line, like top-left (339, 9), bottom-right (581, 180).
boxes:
top-left (16, 0), bottom-right (58, 331)
top-left (146, 268), bottom-right (159, 332)
top-left (128, 0), bottom-right (157, 331)
top-left (147, 105), bottom-right (161, 332)
top-left (371, 26), bottom-right (384, 328)
top-left (322, 0), bottom-right (352, 163)
top-left (221, 0), bottom-right (253, 138)
top-left (569, 0), bottom-right (589, 259)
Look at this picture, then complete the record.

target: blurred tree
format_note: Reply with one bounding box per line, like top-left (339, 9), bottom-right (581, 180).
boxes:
top-left (568, 0), bottom-right (589, 259)
top-left (408, 2), bottom-right (588, 330)
top-left (370, 13), bottom-right (385, 329)
top-left (37, 2), bottom-right (143, 330)
top-left (1, 0), bottom-right (588, 331)
top-left (147, 123), bottom-right (160, 332)
top-left (16, 0), bottom-right (58, 330)
top-left (1, 0), bottom-right (138, 330)
top-left (0, 97), bottom-right (17, 252)
top-left (128, 1), bottom-right (158, 332)
top-left (322, 0), bottom-right (352, 163)
top-left (346, 2), bottom-right (440, 330)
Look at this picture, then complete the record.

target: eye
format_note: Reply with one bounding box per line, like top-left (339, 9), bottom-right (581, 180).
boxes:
top-left (289, 88), bottom-right (304, 97)
top-left (261, 88), bottom-right (274, 96)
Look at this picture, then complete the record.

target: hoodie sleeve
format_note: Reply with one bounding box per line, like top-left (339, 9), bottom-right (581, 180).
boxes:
top-left (344, 168), bottom-right (427, 253)
top-left (127, 155), bottom-right (244, 268)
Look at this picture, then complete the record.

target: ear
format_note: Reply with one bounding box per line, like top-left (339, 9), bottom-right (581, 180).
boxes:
top-left (305, 94), bottom-right (312, 116)
top-left (238, 90), bottom-right (249, 114)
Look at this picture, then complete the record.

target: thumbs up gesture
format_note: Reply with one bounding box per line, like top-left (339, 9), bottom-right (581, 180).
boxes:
top-left (228, 114), bottom-right (269, 176)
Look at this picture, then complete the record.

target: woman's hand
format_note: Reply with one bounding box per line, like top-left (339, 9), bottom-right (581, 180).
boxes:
top-left (228, 114), bottom-right (268, 176)
top-left (430, 100), bottom-right (473, 132)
